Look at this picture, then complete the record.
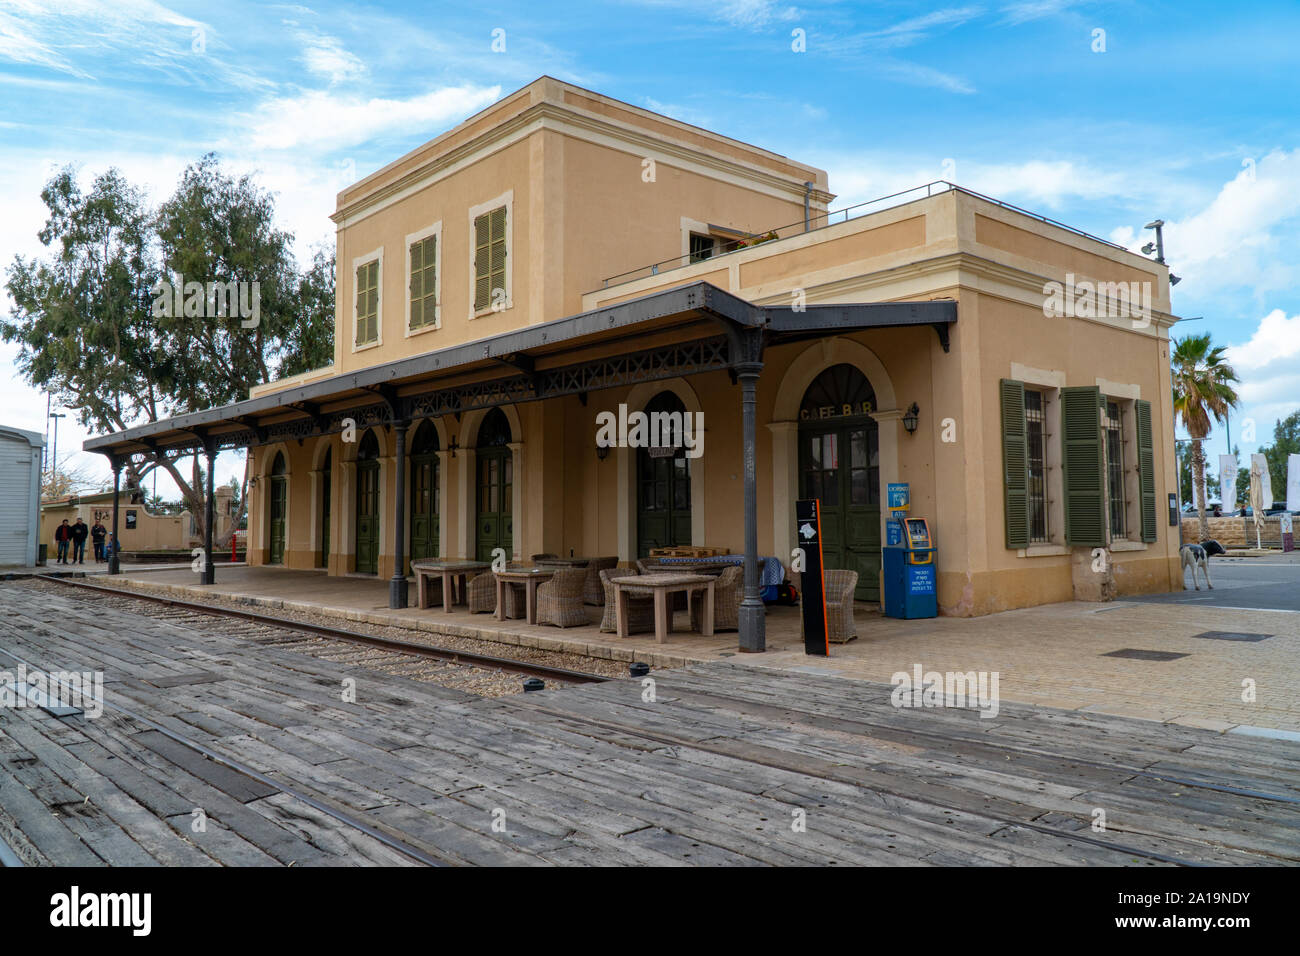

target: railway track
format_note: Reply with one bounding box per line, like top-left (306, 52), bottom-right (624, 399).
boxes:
top-left (6, 576), bottom-right (1288, 866)
top-left (32, 574), bottom-right (611, 689)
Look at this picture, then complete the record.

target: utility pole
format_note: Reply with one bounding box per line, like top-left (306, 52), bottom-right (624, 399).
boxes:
top-left (49, 411), bottom-right (66, 493)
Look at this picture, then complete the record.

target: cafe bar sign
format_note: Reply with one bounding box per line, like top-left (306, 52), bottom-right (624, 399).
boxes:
top-left (799, 400), bottom-right (874, 421)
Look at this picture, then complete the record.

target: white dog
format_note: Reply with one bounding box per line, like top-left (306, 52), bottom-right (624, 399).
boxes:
top-left (1179, 543), bottom-right (1214, 591)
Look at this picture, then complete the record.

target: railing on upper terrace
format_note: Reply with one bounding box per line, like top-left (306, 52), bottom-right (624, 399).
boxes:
top-left (599, 180), bottom-right (1133, 290)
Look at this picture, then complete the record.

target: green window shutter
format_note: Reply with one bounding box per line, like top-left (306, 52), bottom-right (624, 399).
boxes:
top-left (410, 237), bottom-right (437, 329)
top-left (474, 213), bottom-right (491, 311)
top-left (1136, 399), bottom-right (1157, 542)
top-left (1000, 379), bottom-right (1029, 548)
top-left (355, 261), bottom-right (379, 344)
top-left (355, 264), bottom-right (366, 343)
top-left (1061, 386), bottom-right (1106, 547)
top-left (424, 235), bottom-right (437, 325)
top-left (489, 206), bottom-right (507, 306)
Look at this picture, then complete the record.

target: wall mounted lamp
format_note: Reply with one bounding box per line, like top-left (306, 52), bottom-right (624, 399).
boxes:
top-left (596, 443), bottom-right (610, 462)
top-left (447, 435), bottom-right (459, 459)
top-left (902, 402), bottom-right (920, 435)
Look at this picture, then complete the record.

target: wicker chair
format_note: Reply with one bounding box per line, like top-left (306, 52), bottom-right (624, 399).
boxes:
top-left (466, 570), bottom-right (524, 617)
top-left (536, 568), bottom-right (589, 628)
top-left (583, 556), bottom-right (619, 605)
top-left (599, 568), bottom-right (655, 634)
top-left (690, 564), bottom-right (743, 632)
top-left (822, 569), bottom-right (860, 644)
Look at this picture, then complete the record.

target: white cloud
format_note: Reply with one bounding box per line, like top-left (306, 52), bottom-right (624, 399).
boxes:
top-left (242, 84), bottom-right (501, 152)
top-left (298, 32), bottom-right (365, 85)
top-left (863, 7), bottom-right (984, 44)
top-left (715, 0), bottom-right (800, 28)
top-left (1000, 0), bottom-right (1082, 25)
top-left (880, 59), bottom-right (976, 94)
top-left (1162, 151), bottom-right (1300, 272)
top-left (1226, 308), bottom-right (1300, 372)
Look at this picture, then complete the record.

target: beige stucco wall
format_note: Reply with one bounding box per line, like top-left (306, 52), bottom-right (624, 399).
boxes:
top-left (240, 86), bottom-right (1180, 617)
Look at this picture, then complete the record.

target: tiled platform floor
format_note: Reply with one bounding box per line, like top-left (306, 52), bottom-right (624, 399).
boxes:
top-left (107, 565), bottom-right (1300, 733)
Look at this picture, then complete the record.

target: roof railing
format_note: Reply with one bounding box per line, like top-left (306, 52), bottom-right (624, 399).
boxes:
top-left (599, 180), bottom-right (1133, 289)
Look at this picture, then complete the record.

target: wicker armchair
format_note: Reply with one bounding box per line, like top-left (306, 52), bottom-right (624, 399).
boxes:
top-left (599, 569), bottom-right (655, 634)
top-left (822, 569), bottom-right (860, 643)
top-left (583, 556), bottom-right (619, 605)
top-left (466, 570), bottom-right (524, 617)
top-left (690, 565), bottom-right (743, 632)
top-left (536, 568), bottom-right (589, 628)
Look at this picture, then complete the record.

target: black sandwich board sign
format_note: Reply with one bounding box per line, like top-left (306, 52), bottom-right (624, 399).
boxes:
top-left (796, 498), bottom-right (829, 656)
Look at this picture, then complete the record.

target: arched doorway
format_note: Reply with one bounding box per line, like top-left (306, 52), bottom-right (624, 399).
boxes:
top-left (636, 390), bottom-right (692, 557)
top-left (355, 430), bottom-right (380, 574)
top-left (268, 452), bottom-right (287, 565)
top-left (318, 447), bottom-right (331, 568)
top-left (798, 364), bottom-right (879, 601)
top-left (409, 421), bottom-right (439, 569)
top-left (475, 408), bottom-right (512, 562)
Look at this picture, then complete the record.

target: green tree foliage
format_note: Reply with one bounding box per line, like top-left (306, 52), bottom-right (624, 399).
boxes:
top-left (1261, 410), bottom-right (1299, 504)
top-left (4, 157), bottom-right (335, 541)
top-left (1171, 333), bottom-right (1240, 540)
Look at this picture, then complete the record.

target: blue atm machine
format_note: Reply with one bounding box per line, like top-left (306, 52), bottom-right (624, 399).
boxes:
top-left (882, 483), bottom-right (938, 619)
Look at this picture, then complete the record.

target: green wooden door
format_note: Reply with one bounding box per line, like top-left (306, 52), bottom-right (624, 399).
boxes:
top-left (268, 452), bottom-right (287, 565)
top-left (475, 409), bottom-right (512, 563)
top-left (475, 448), bottom-right (511, 562)
top-left (636, 451), bottom-right (691, 556)
top-left (355, 430), bottom-right (380, 574)
top-left (798, 365), bottom-right (880, 602)
top-left (636, 391), bottom-right (692, 557)
top-left (409, 422), bottom-right (440, 571)
top-left (355, 461), bottom-right (379, 573)
top-left (319, 449), bottom-right (331, 568)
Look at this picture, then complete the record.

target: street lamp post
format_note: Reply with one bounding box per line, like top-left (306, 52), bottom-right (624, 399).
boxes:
top-left (49, 411), bottom-right (66, 492)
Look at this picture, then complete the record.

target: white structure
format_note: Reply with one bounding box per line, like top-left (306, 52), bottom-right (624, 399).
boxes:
top-left (0, 425), bottom-right (44, 567)
top-left (1288, 454), bottom-right (1300, 513)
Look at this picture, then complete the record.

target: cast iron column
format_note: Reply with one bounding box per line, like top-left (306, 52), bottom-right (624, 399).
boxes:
top-left (109, 458), bottom-right (122, 575)
top-left (202, 438), bottom-right (216, 585)
top-left (390, 419), bottom-right (410, 609)
top-left (736, 351), bottom-right (766, 653)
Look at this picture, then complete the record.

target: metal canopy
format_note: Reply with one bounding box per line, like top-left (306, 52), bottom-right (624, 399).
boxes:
top-left (84, 282), bottom-right (957, 459)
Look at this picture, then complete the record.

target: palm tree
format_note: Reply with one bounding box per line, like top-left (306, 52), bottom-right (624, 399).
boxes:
top-left (1171, 334), bottom-right (1240, 541)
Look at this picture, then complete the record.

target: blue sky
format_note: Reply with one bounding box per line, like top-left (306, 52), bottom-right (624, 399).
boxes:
top-left (2, 0), bottom-right (1298, 496)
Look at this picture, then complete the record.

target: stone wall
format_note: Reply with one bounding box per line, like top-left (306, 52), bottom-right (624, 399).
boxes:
top-left (1181, 515), bottom-right (1288, 548)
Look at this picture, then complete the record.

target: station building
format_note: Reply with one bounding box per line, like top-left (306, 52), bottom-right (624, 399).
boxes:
top-left (86, 77), bottom-right (1184, 647)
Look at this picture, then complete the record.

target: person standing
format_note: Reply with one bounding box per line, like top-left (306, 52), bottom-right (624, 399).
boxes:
top-left (91, 518), bottom-right (107, 562)
top-left (71, 517), bottom-right (89, 565)
top-left (54, 519), bottom-right (72, 564)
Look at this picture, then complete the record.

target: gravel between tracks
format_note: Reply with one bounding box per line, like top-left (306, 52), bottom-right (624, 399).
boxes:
top-left (12, 578), bottom-right (639, 697)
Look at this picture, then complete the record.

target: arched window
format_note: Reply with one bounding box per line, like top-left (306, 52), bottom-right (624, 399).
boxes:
top-left (478, 407), bottom-right (511, 447)
top-left (357, 429), bottom-right (380, 460)
top-left (799, 364), bottom-right (877, 422)
top-left (410, 420), bottom-right (440, 455)
top-left (271, 451), bottom-right (287, 475)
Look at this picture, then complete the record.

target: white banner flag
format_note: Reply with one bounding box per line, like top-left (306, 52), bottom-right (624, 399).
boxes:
top-left (1251, 453), bottom-right (1274, 510)
top-left (1219, 454), bottom-right (1238, 508)
top-left (1288, 454), bottom-right (1300, 512)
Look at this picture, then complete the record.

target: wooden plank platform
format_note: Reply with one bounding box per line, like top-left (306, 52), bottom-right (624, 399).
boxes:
top-left (1, 580), bottom-right (1298, 866)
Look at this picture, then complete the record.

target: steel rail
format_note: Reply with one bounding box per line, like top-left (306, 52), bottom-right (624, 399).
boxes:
top-left (35, 574), bottom-right (609, 686)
